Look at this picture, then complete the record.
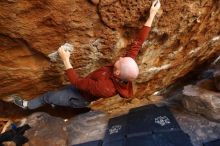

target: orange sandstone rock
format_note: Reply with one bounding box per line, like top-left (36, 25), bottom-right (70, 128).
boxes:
top-left (0, 0), bottom-right (220, 113)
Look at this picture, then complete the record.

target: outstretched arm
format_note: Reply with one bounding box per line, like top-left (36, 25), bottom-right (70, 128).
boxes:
top-left (125, 0), bottom-right (161, 59)
top-left (145, 0), bottom-right (161, 27)
top-left (58, 47), bottom-right (109, 98)
top-left (58, 1), bottom-right (161, 66)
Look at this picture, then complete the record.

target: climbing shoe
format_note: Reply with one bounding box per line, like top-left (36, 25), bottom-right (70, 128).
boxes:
top-left (11, 94), bottom-right (27, 109)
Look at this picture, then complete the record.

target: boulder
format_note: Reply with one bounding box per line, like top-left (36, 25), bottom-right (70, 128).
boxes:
top-left (24, 112), bottom-right (68, 146)
top-left (23, 111), bottom-right (108, 146)
top-left (182, 85), bottom-right (220, 121)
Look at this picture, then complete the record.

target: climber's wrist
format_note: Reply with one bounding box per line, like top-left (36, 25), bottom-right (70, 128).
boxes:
top-left (63, 58), bottom-right (71, 65)
top-left (62, 57), bottom-right (70, 62)
top-left (63, 59), bottom-right (73, 70)
top-left (144, 15), bottom-right (155, 27)
top-left (149, 12), bottom-right (156, 18)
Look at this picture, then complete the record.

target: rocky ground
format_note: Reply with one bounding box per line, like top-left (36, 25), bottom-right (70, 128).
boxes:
top-left (174, 109), bottom-right (220, 146)
top-left (1, 108), bottom-right (220, 146)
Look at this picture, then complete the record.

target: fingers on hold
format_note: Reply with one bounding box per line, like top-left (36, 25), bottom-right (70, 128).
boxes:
top-left (153, 0), bottom-right (160, 7)
top-left (152, 0), bottom-right (157, 5)
top-left (158, 3), bottom-right (161, 8)
top-left (59, 46), bottom-right (64, 52)
top-left (157, 0), bottom-right (161, 5)
top-left (157, 0), bottom-right (161, 6)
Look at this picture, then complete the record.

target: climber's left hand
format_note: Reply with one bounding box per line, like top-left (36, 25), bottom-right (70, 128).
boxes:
top-left (150, 0), bottom-right (161, 17)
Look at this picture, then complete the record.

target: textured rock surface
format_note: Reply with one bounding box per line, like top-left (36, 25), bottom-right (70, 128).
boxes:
top-left (180, 61), bottom-right (220, 122)
top-left (24, 113), bottom-right (68, 146)
top-left (23, 111), bottom-right (108, 146)
top-left (0, 0), bottom-right (220, 113)
top-left (67, 111), bottom-right (108, 145)
top-left (3, 109), bottom-right (218, 146)
top-left (174, 109), bottom-right (220, 146)
top-left (182, 85), bottom-right (220, 121)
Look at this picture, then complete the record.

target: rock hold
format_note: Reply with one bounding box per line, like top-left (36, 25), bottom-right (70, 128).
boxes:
top-left (48, 43), bottom-right (74, 62)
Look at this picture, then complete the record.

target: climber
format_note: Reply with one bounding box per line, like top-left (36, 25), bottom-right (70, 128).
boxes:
top-left (11, 0), bottom-right (161, 110)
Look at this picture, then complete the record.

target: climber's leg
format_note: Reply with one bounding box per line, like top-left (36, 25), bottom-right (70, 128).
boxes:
top-left (27, 85), bottom-right (89, 109)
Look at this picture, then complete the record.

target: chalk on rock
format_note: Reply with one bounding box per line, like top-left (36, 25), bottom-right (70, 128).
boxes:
top-left (48, 43), bottom-right (74, 62)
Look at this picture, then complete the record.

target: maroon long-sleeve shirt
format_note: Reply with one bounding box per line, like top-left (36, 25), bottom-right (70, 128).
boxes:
top-left (66, 26), bottom-right (151, 101)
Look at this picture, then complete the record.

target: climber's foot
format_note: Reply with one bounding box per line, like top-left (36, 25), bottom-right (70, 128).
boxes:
top-left (11, 94), bottom-right (28, 109)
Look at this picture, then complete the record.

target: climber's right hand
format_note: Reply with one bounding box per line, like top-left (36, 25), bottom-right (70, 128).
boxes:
top-left (58, 46), bottom-right (70, 61)
top-left (150, 0), bottom-right (161, 17)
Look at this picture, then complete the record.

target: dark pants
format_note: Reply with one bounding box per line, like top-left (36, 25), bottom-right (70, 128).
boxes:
top-left (27, 85), bottom-right (89, 109)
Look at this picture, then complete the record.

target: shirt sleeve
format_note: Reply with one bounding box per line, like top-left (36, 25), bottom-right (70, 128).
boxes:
top-left (65, 68), bottom-right (105, 97)
top-left (125, 26), bottom-right (151, 59)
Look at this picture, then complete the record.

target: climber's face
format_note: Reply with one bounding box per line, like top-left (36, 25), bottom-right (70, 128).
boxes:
top-left (113, 57), bottom-right (139, 81)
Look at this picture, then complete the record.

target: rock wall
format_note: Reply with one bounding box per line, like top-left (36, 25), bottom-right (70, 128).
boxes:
top-left (0, 0), bottom-right (220, 113)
